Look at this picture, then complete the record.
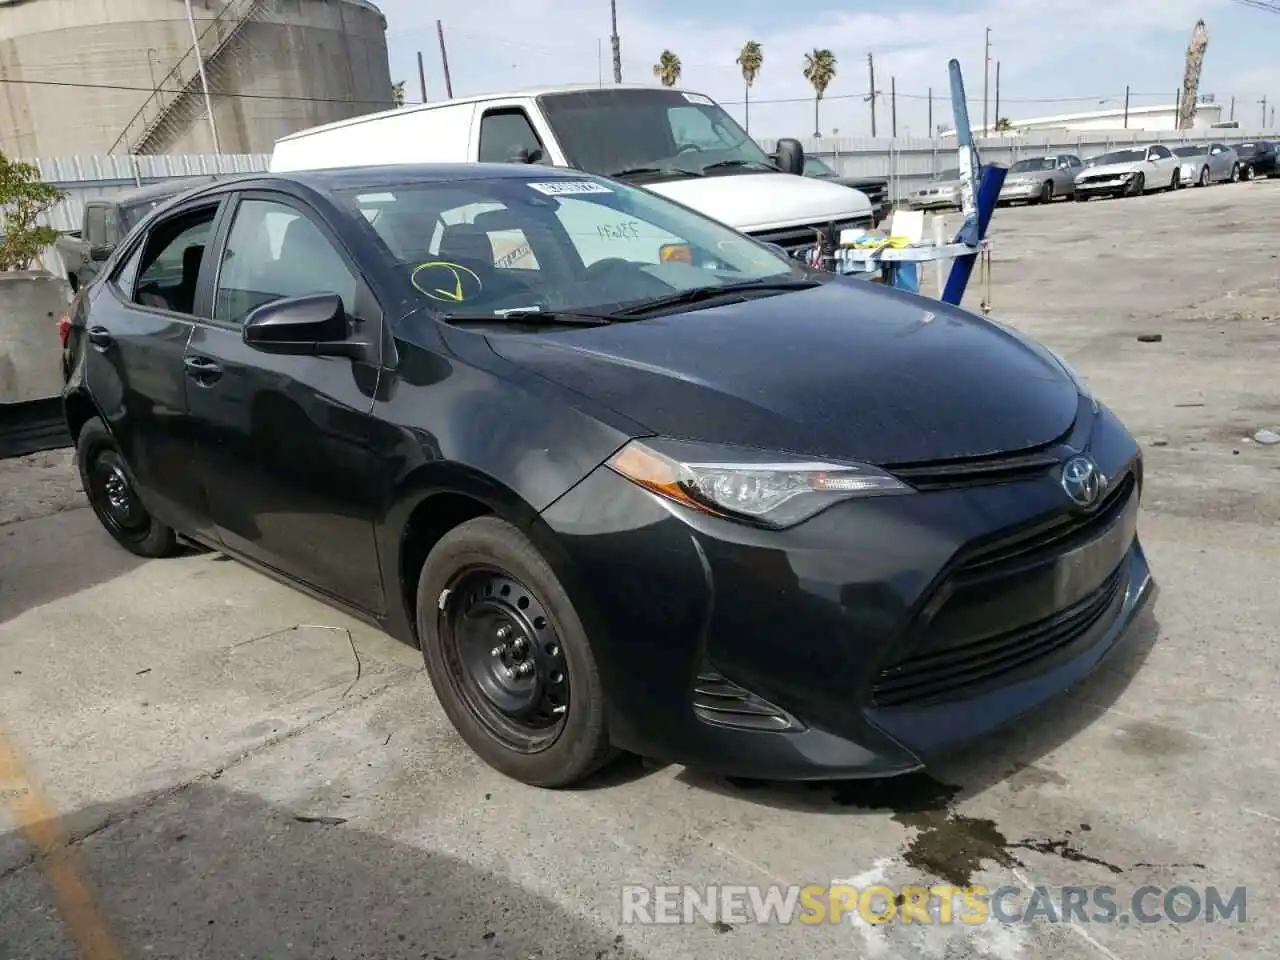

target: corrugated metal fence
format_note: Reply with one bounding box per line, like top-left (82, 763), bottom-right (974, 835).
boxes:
top-left (759, 128), bottom-right (1278, 201)
top-left (17, 129), bottom-right (1280, 232)
top-left (30, 154), bottom-right (271, 232)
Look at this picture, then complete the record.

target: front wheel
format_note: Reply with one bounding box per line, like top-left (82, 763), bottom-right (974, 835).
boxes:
top-left (1170, 169), bottom-right (1181, 191)
top-left (1129, 172), bottom-right (1146, 196)
top-left (1198, 166), bottom-right (1210, 187)
top-left (1242, 164), bottom-right (1254, 181)
top-left (76, 417), bottom-right (178, 558)
top-left (417, 516), bottom-right (615, 787)
top-left (1039, 180), bottom-right (1054, 204)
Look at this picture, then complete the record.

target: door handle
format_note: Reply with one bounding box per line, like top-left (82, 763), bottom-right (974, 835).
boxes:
top-left (183, 355), bottom-right (223, 383)
top-left (87, 326), bottom-right (113, 348)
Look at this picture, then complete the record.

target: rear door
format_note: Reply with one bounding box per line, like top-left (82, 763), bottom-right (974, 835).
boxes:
top-left (82, 196), bottom-right (227, 540)
top-left (182, 189), bottom-right (387, 612)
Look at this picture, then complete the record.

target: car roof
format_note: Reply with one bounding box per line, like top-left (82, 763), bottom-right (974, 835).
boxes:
top-left (103, 176), bottom-right (221, 206)
top-left (189, 163), bottom-right (607, 198)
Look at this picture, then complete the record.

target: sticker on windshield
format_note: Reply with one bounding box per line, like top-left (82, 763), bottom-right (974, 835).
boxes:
top-left (682, 93), bottom-right (714, 105)
top-left (411, 261), bottom-right (483, 302)
top-left (528, 180), bottom-right (613, 196)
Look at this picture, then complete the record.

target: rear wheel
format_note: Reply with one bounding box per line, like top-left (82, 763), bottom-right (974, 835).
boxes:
top-left (417, 516), bottom-right (615, 787)
top-left (76, 417), bottom-right (178, 558)
top-left (1230, 163), bottom-right (1241, 182)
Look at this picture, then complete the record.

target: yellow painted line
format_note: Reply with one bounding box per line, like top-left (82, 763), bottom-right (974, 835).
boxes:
top-left (0, 726), bottom-right (121, 960)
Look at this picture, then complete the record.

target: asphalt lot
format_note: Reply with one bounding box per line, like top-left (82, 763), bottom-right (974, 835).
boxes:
top-left (3, 177), bottom-right (1279, 960)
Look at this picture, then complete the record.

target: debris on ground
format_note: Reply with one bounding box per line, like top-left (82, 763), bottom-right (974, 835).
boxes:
top-left (1254, 429), bottom-right (1280, 445)
top-left (1137, 333), bottom-right (1163, 343)
top-left (294, 814), bottom-right (348, 826)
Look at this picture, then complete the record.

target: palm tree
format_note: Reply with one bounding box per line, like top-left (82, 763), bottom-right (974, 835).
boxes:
top-left (802, 49), bottom-right (837, 137)
top-left (653, 50), bottom-right (682, 87)
top-left (392, 80), bottom-right (406, 107)
top-left (994, 117), bottom-right (1013, 133)
top-left (736, 41), bottom-right (763, 133)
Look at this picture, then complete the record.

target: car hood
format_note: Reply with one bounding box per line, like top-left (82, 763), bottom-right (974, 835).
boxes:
top-left (643, 172), bottom-right (872, 233)
top-left (484, 281), bottom-right (1080, 466)
top-left (1079, 161), bottom-right (1143, 178)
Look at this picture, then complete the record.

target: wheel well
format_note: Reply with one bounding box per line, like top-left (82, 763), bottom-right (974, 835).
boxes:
top-left (63, 391), bottom-right (96, 445)
top-left (399, 492), bottom-right (493, 645)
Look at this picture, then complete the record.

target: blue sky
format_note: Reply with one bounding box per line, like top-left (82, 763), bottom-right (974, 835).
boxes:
top-left (375, 0), bottom-right (1277, 138)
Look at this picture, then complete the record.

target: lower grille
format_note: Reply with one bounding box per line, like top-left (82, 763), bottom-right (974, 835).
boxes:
top-left (872, 563), bottom-right (1126, 707)
top-left (693, 671), bottom-right (800, 732)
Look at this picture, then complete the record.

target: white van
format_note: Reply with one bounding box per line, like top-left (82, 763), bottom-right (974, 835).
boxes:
top-left (269, 84), bottom-right (872, 263)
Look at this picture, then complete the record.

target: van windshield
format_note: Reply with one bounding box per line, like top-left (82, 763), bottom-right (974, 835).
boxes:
top-left (536, 89), bottom-right (778, 180)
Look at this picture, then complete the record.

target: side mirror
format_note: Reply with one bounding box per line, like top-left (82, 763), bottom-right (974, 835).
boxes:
top-left (508, 145), bottom-right (544, 164)
top-left (243, 292), bottom-right (372, 361)
top-left (89, 243), bottom-right (114, 262)
top-left (775, 138), bottom-right (805, 175)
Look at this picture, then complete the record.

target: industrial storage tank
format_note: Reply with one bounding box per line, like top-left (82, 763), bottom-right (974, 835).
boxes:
top-left (0, 0), bottom-right (394, 157)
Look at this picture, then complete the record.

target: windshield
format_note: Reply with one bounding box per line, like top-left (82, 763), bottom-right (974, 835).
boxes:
top-left (1172, 145), bottom-right (1204, 157)
top-left (340, 174), bottom-right (800, 320)
top-left (1010, 157), bottom-right (1056, 172)
top-left (803, 157), bottom-right (836, 176)
top-left (536, 89), bottom-right (776, 178)
top-left (1092, 149), bottom-right (1146, 165)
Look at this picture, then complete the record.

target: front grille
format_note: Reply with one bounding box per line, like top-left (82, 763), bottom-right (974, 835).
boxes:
top-left (750, 217), bottom-right (873, 255)
top-left (693, 670), bottom-right (800, 731)
top-left (871, 563), bottom-right (1126, 707)
top-left (890, 450), bottom-right (1061, 491)
top-left (848, 181), bottom-right (888, 208)
top-left (870, 471), bottom-right (1137, 708)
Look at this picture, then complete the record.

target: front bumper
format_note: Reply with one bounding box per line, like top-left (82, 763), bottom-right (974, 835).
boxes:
top-left (541, 399), bottom-right (1158, 779)
top-left (999, 182), bottom-right (1041, 201)
top-left (1075, 177), bottom-right (1134, 198)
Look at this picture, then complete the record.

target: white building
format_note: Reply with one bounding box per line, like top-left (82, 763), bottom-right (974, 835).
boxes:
top-left (942, 102), bottom-right (1226, 137)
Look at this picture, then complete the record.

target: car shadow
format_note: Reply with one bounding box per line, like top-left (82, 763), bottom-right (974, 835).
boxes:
top-left (664, 606), bottom-right (1162, 814)
top-left (0, 783), bottom-right (647, 960)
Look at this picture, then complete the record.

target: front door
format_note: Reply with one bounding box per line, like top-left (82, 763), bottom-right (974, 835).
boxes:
top-left (183, 191), bottom-right (386, 612)
top-left (83, 199), bottom-right (225, 540)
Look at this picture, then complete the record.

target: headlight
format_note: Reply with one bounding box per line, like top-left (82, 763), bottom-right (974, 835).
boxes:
top-left (606, 438), bottom-right (912, 528)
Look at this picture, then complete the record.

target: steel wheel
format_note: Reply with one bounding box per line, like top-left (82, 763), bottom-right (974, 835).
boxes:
top-left (89, 448), bottom-right (150, 541)
top-left (439, 566), bottom-right (570, 753)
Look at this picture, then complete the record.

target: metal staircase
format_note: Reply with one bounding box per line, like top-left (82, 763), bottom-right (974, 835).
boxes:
top-left (109, 0), bottom-right (268, 155)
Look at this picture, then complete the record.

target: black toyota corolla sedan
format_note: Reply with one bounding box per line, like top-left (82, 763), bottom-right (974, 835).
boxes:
top-left (62, 163), bottom-right (1156, 787)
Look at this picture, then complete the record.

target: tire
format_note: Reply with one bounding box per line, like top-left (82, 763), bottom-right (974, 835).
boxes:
top-left (1074, 192), bottom-right (1088, 202)
top-left (1242, 164), bottom-right (1254, 181)
top-left (76, 417), bottom-right (178, 558)
top-left (1198, 166), bottom-right (1209, 187)
top-left (1169, 169), bottom-right (1181, 191)
top-left (1230, 163), bottom-right (1241, 182)
top-left (417, 515), bottom-right (615, 787)
top-left (1039, 180), bottom-right (1054, 204)
top-left (1129, 172), bottom-right (1145, 196)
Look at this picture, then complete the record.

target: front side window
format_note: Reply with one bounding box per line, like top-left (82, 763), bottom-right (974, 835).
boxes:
top-left (478, 110), bottom-right (548, 164)
top-left (85, 207), bottom-right (107, 247)
top-left (340, 174), bottom-right (799, 320)
top-left (537, 89), bottom-right (775, 178)
top-left (132, 206), bottom-right (217, 316)
top-left (213, 198), bottom-right (357, 327)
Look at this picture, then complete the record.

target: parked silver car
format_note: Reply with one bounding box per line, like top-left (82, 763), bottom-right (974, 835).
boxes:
top-left (999, 154), bottom-right (1083, 204)
top-left (908, 168), bottom-right (962, 210)
top-left (1172, 142), bottom-right (1240, 186)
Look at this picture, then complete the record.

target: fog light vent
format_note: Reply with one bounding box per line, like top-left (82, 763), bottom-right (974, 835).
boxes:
top-left (692, 670), bottom-right (802, 732)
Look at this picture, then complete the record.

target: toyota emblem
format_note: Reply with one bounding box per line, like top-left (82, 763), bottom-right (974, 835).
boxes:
top-left (1060, 455), bottom-right (1103, 508)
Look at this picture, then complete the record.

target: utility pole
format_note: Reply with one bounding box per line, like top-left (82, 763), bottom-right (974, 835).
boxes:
top-left (891, 76), bottom-right (897, 138)
top-left (927, 87), bottom-right (932, 137)
top-left (597, 39), bottom-right (603, 87)
top-left (982, 26), bottom-right (991, 136)
top-left (867, 53), bottom-right (876, 137)
top-left (609, 0), bottom-right (622, 84)
top-left (183, 0), bottom-right (220, 152)
top-left (1262, 95), bottom-right (1268, 129)
top-left (994, 60), bottom-right (1001, 132)
top-left (436, 20), bottom-right (453, 98)
top-left (1124, 85), bottom-right (1130, 128)
top-left (1229, 94), bottom-right (1234, 122)
top-left (417, 50), bottom-right (427, 102)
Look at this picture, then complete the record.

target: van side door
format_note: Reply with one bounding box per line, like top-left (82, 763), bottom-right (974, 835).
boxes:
top-left (471, 99), bottom-right (566, 167)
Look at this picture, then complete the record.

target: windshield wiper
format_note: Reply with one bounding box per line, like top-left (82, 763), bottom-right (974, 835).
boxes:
top-left (443, 309), bottom-right (614, 327)
top-left (698, 159), bottom-right (780, 173)
top-left (611, 278), bottom-right (821, 317)
top-left (609, 163), bottom-right (705, 178)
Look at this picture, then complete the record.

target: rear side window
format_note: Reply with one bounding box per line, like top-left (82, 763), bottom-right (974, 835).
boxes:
top-left (478, 110), bottom-right (548, 164)
top-left (132, 206), bottom-right (218, 316)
